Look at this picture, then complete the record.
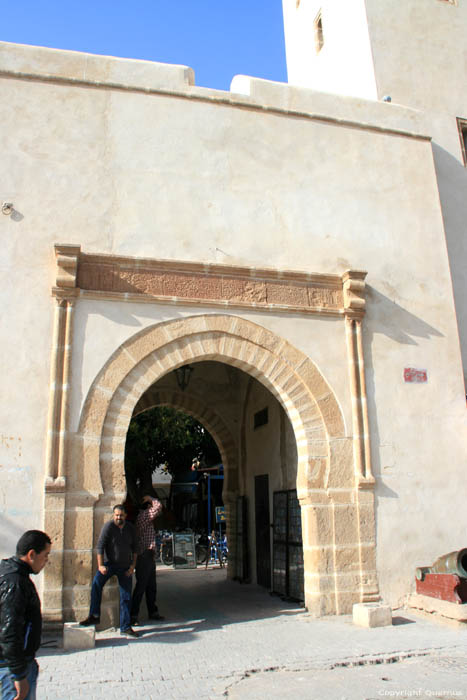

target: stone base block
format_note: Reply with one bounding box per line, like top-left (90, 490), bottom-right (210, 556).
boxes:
top-left (63, 622), bottom-right (95, 650)
top-left (353, 602), bottom-right (392, 628)
top-left (407, 593), bottom-right (467, 622)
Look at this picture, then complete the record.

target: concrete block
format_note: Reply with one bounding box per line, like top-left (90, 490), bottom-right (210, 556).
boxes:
top-left (353, 602), bottom-right (392, 628)
top-left (63, 622), bottom-right (95, 650)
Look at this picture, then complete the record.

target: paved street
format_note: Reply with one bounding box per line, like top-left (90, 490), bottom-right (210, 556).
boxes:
top-left (37, 566), bottom-right (467, 699)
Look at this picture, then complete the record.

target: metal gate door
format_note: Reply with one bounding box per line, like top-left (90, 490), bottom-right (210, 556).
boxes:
top-left (272, 489), bottom-right (304, 602)
top-left (255, 474), bottom-right (271, 588)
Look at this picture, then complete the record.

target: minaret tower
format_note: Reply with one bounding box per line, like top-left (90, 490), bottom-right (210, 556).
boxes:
top-left (282, 0), bottom-right (467, 115)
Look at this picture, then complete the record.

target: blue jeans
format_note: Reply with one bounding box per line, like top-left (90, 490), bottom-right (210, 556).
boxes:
top-left (89, 564), bottom-right (132, 631)
top-left (0, 659), bottom-right (38, 699)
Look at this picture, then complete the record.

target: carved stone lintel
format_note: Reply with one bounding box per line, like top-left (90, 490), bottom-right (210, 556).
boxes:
top-left (54, 244), bottom-right (81, 289)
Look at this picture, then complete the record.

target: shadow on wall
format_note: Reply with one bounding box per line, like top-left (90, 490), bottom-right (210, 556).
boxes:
top-left (432, 141), bottom-right (467, 378)
top-left (365, 286), bottom-right (443, 346)
top-left (361, 286), bottom-right (444, 539)
top-left (361, 284), bottom-right (443, 482)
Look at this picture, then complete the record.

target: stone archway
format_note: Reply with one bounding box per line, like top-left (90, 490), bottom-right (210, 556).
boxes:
top-left (51, 314), bottom-right (378, 622)
top-left (132, 387), bottom-right (238, 501)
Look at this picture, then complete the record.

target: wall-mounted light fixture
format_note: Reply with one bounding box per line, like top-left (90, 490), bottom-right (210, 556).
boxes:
top-left (175, 364), bottom-right (194, 391)
top-left (2, 202), bottom-right (13, 216)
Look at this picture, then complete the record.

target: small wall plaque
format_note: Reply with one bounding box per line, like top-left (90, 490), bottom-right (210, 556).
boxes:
top-left (404, 368), bottom-right (427, 383)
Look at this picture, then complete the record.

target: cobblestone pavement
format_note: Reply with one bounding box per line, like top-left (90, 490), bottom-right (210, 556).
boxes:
top-left (37, 567), bottom-right (467, 699)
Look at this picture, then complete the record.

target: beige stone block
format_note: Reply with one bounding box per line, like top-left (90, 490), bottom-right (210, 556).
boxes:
top-left (43, 508), bottom-right (65, 547)
top-left (63, 585), bottom-right (91, 610)
top-left (295, 359), bottom-right (329, 398)
top-left (93, 510), bottom-right (112, 541)
top-left (303, 546), bottom-right (334, 573)
top-left (130, 356), bottom-right (160, 387)
top-left (337, 592), bottom-right (361, 615)
top-left (42, 588), bottom-right (63, 612)
top-left (304, 591), bottom-right (337, 616)
top-left (97, 349), bottom-right (136, 394)
top-left (63, 622), bottom-right (95, 650)
top-left (333, 505), bottom-right (359, 545)
top-left (358, 504), bottom-right (376, 543)
top-left (334, 546), bottom-right (361, 571)
top-left (302, 505), bottom-right (334, 547)
top-left (317, 393), bottom-right (345, 438)
top-left (64, 509), bottom-right (94, 551)
top-left (165, 317), bottom-right (206, 343)
top-left (204, 316), bottom-right (238, 335)
top-left (327, 489), bottom-right (356, 505)
top-left (63, 551), bottom-right (93, 587)
top-left (327, 438), bottom-right (355, 488)
top-left (250, 327), bottom-right (283, 355)
top-left (304, 457), bottom-right (327, 488)
top-left (280, 342), bottom-right (308, 371)
top-left (43, 551), bottom-right (63, 588)
top-left (100, 457), bottom-right (126, 493)
top-left (353, 603), bottom-right (392, 628)
top-left (335, 573), bottom-right (362, 591)
top-left (360, 544), bottom-right (377, 571)
top-left (79, 387), bottom-right (111, 436)
top-left (125, 326), bottom-right (170, 364)
top-left (43, 609), bottom-right (63, 624)
top-left (44, 493), bottom-right (66, 512)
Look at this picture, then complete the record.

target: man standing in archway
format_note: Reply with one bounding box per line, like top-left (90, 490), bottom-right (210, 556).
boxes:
top-left (80, 504), bottom-right (138, 638)
top-left (131, 493), bottom-right (165, 626)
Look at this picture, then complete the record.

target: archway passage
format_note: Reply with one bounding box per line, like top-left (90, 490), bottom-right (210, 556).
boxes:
top-left (124, 404), bottom-right (223, 531)
top-left (51, 314), bottom-right (378, 625)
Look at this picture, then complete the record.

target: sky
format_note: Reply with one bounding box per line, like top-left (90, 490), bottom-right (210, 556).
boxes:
top-left (0, 0), bottom-right (288, 91)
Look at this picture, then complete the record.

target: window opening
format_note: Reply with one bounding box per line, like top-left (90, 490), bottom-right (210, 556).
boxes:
top-left (457, 118), bottom-right (467, 166)
top-left (254, 407), bottom-right (268, 429)
top-left (314, 10), bottom-right (324, 53)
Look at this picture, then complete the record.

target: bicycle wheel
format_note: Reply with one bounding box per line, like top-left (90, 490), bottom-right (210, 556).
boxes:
top-left (162, 545), bottom-right (173, 566)
top-left (196, 544), bottom-right (208, 565)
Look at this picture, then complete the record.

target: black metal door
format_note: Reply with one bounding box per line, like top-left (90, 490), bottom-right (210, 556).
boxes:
top-left (273, 489), bottom-right (304, 602)
top-left (235, 495), bottom-right (249, 582)
top-left (255, 474), bottom-right (271, 588)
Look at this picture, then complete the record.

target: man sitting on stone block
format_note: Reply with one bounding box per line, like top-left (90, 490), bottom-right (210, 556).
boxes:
top-left (80, 504), bottom-right (139, 638)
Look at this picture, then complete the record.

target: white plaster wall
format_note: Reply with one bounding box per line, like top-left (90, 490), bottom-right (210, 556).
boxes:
top-left (282, 0), bottom-right (377, 99)
top-left (0, 44), bottom-right (466, 607)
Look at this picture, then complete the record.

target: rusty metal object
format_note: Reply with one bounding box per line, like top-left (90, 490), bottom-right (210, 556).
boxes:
top-left (416, 549), bottom-right (467, 581)
top-left (416, 573), bottom-right (467, 603)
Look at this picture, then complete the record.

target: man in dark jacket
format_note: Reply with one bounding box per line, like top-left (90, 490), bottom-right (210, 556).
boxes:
top-left (0, 529), bottom-right (51, 700)
top-left (80, 504), bottom-right (138, 637)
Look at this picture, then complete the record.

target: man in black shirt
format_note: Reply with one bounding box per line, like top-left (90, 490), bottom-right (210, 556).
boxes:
top-left (80, 504), bottom-right (138, 638)
top-left (0, 529), bottom-right (51, 700)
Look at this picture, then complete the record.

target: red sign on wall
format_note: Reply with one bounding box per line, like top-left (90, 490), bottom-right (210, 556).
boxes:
top-left (404, 368), bottom-right (428, 383)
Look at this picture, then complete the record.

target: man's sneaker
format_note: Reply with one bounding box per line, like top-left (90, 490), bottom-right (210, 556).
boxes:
top-left (130, 617), bottom-right (140, 627)
top-left (121, 627), bottom-right (139, 638)
top-left (80, 615), bottom-right (100, 626)
top-left (148, 612), bottom-right (165, 621)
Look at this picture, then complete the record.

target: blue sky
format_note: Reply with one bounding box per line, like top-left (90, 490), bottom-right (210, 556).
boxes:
top-left (0, 0), bottom-right (288, 91)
